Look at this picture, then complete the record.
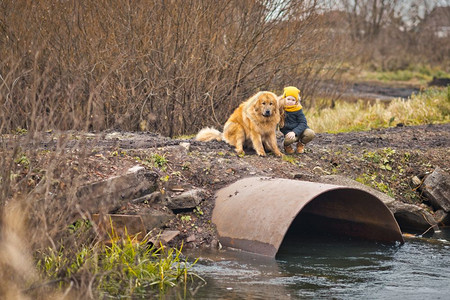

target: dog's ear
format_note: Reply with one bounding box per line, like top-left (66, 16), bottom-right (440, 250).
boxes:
top-left (254, 96), bottom-right (265, 112)
top-left (277, 96), bottom-right (286, 108)
top-left (277, 96), bottom-right (285, 127)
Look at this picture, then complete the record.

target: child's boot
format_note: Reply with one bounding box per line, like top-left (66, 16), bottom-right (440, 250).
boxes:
top-left (296, 143), bottom-right (305, 153)
top-left (284, 144), bottom-right (295, 154)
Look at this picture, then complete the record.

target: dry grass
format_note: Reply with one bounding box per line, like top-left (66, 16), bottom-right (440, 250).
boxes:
top-left (307, 87), bottom-right (450, 133)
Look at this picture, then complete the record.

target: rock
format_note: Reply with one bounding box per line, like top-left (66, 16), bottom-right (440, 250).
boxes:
top-left (93, 209), bottom-right (174, 242)
top-left (93, 214), bottom-right (146, 240)
top-left (139, 208), bottom-right (175, 230)
top-left (179, 142), bottom-right (191, 151)
top-left (313, 166), bottom-right (330, 175)
top-left (433, 210), bottom-right (448, 225)
top-left (209, 238), bottom-right (219, 249)
top-left (391, 202), bottom-right (438, 233)
top-left (131, 191), bottom-right (164, 204)
top-left (76, 165), bottom-right (158, 214)
top-left (411, 175), bottom-right (422, 187)
top-left (186, 234), bottom-right (196, 243)
top-left (149, 230), bottom-right (180, 245)
top-left (422, 167), bottom-right (450, 212)
top-left (319, 175), bottom-right (438, 232)
top-left (293, 172), bottom-right (315, 180)
top-left (166, 188), bottom-right (207, 210)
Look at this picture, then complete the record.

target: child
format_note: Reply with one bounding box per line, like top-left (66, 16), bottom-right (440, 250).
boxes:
top-left (279, 86), bottom-right (315, 154)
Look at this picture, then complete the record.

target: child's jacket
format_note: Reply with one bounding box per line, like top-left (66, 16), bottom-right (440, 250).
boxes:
top-left (280, 109), bottom-right (309, 137)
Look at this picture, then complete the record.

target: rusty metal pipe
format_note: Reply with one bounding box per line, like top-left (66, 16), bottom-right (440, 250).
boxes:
top-left (212, 177), bottom-right (404, 257)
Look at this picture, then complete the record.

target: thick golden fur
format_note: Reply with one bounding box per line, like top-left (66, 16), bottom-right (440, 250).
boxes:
top-left (277, 96), bottom-right (286, 128)
top-left (196, 91), bottom-right (282, 156)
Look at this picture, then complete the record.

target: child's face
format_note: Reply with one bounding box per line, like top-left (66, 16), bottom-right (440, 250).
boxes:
top-left (285, 96), bottom-right (297, 106)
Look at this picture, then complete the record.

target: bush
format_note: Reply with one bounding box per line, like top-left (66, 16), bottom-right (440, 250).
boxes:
top-left (0, 0), bottom-right (339, 137)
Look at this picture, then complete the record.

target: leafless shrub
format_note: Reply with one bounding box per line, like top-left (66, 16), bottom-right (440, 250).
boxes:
top-left (1, 0), bottom-right (342, 136)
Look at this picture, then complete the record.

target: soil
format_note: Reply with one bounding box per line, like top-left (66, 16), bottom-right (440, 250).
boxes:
top-left (319, 80), bottom-right (421, 102)
top-left (11, 123), bottom-right (450, 249)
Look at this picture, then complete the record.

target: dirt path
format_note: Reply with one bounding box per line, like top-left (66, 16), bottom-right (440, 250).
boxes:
top-left (321, 80), bottom-right (421, 101)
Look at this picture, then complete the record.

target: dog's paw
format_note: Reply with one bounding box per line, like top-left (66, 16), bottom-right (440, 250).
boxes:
top-left (235, 148), bottom-right (245, 156)
top-left (274, 151), bottom-right (282, 157)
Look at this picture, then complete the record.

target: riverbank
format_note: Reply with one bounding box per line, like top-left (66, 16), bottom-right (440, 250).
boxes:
top-left (1, 123), bottom-right (449, 298)
top-left (6, 124), bottom-right (449, 250)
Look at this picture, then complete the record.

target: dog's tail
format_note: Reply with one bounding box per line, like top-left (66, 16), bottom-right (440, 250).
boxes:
top-left (195, 127), bottom-right (223, 142)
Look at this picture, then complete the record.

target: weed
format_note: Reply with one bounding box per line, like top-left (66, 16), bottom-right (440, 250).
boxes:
top-left (110, 150), bottom-right (127, 157)
top-left (14, 127), bottom-right (28, 135)
top-left (282, 155), bottom-right (298, 165)
top-left (363, 148), bottom-right (396, 171)
top-left (68, 219), bottom-right (92, 234)
top-left (37, 224), bottom-right (202, 297)
top-left (160, 175), bottom-right (169, 182)
top-left (171, 171), bottom-right (181, 177)
top-left (194, 206), bottom-right (204, 216)
top-left (151, 154), bottom-right (168, 171)
top-left (180, 215), bottom-right (192, 223)
top-left (356, 173), bottom-right (395, 197)
top-left (14, 153), bottom-right (30, 169)
top-left (403, 152), bottom-right (411, 163)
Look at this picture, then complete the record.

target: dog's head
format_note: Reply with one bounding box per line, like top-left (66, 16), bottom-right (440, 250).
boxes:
top-left (254, 92), bottom-right (279, 118)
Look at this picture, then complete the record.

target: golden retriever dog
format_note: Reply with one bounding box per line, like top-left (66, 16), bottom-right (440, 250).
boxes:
top-left (196, 91), bottom-right (282, 157)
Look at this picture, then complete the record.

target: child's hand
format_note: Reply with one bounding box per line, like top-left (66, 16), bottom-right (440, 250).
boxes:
top-left (286, 132), bottom-right (296, 141)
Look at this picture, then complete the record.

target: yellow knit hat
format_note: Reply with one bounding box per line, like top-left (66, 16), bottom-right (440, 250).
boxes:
top-left (283, 86), bottom-right (301, 101)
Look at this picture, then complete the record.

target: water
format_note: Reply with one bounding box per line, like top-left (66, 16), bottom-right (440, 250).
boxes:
top-left (184, 229), bottom-right (450, 299)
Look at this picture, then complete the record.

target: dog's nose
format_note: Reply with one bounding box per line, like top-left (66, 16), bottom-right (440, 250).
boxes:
top-left (263, 110), bottom-right (271, 117)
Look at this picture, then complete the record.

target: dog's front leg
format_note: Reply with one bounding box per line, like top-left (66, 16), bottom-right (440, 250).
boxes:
top-left (265, 133), bottom-right (282, 157)
top-left (250, 133), bottom-right (266, 156)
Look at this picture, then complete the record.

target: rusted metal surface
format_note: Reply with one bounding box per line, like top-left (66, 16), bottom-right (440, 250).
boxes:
top-left (212, 177), bottom-right (404, 257)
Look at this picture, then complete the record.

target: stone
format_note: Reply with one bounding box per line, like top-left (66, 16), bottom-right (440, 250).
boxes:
top-left (131, 191), bottom-right (164, 204)
top-left (320, 175), bottom-right (438, 232)
top-left (139, 208), bottom-right (175, 231)
top-left (411, 176), bottom-right (422, 187)
top-left (93, 214), bottom-right (147, 240)
top-left (186, 234), bottom-right (196, 243)
top-left (433, 210), bottom-right (448, 225)
top-left (166, 188), bottom-right (207, 210)
top-left (422, 167), bottom-right (450, 212)
top-left (149, 230), bottom-right (180, 246)
top-left (76, 165), bottom-right (158, 214)
top-left (179, 142), bottom-right (191, 151)
top-left (93, 208), bottom-right (174, 242)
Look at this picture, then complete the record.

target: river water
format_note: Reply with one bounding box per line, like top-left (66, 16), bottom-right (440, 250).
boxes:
top-left (183, 228), bottom-right (450, 299)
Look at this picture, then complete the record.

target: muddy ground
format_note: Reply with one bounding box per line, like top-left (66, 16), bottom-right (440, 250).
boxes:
top-left (11, 123), bottom-right (450, 249)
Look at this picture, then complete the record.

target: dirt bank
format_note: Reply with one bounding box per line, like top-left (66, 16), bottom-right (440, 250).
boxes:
top-left (9, 124), bottom-right (450, 249)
